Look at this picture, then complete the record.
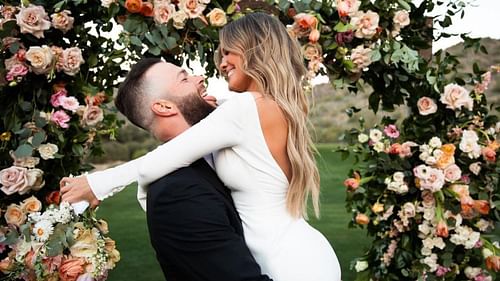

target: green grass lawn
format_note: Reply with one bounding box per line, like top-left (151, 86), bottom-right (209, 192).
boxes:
top-left (98, 144), bottom-right (369, 281)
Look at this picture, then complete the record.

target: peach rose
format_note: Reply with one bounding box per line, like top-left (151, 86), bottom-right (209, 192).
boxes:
top-left (0, 166), bottom-right (29, 195)
top-left (371, 202), bottom-right (384, 213)
top-left (4, 204), bottom-right (27, 227)
top-left (51, 10), bottom-right (74, 33)
top-left (436, 220), bottom-right (449, 238)
top-left (336, 0), bottom-right (361, 17)
top-left (153, 1), bottom-right (175, 25)
top-left (59, 257), bottom-right (85, 281)
top-left (125, 0), bottom-right (142, 13)
top-left (26, 45), bottom-right (54, 75)
top-left (179, 0), bottom-right (207, 19)
top-left (355, 213), bottom-right (369, 225)
top-left (417, 97), bottom-right (437, 116)
top-left (0, 257), bottom-right (14, 273)
top-left (61, 47), bottom-right (84, 76)
top-left (440, 83), bottom-right (473, 111)
top-left (70, 228), bottom-right (98, 258)
top-left (350, 45), bottom-right (372, 73)
top-left (21, 196), bottom-right (42, 213)
top-left (473, 200), bottom-right (490, 215)
top-left (482, 147), bottom-right (496, 163)
top-left (350, 10), bottom-right (379, 39)
top-left (207, 8), bottom-right (227, 27)
top-left (440, 143), bottom-right (456, 156)
top-left (294, 13), bottom-right (317, 30)
top-left (309, 28), bottom-right (320, 43)
top-left (393, 10), bottom-right (410, 28)
top-left (80, 105), bottom-right (104, 127)
top-left (172, 10), bottom-right (188, 29)
top-left (96, 219), bottom-right (109, 234)
top-left (450, 184), bottom-right (470, 199)
top-left (302, 43), bottom-right (322, 61)
top-left (15, 5), bottom-right (51, 39)
top-left (1, 5), bottom-right (17, 20)
top-left (485, 255), bottom-right (500, 272)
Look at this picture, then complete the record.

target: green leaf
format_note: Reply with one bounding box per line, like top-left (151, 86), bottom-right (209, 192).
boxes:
top-left (130, 36), bottom-right (143, 47)
top-left (278, 0), bottom-right (290, 11)
top-left (368, 92), bottom-right (380, 113)
top-left (31, 131), bottom-right (46, 148)
top-left (165, 37), bottom-right (178, 50)
top-left (226, 3), bottom-right (236, 14)
top-left (397, 0), bottom-right (411, 11)
top-left (14, 144), bottom-right (34, 158)
top-left (371, 49), bottom-right (381, 62)
top-left (72, 144), bottom-right (84, 156)
top-left (148, 46), bottom-right (161, 56)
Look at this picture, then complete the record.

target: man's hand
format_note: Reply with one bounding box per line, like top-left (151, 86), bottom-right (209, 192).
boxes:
top-left (60, 176), bottom-right (100, 208)
top-left (203, 95), bottom-right (218, 108)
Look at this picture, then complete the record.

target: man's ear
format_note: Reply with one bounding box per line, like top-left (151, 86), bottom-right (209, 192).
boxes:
top-left (151, 100), bottom-right (178, 117)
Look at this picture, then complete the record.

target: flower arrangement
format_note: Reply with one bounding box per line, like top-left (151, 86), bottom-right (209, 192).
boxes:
top-left (343, 66), bottom-right (500, 280)
top-left (0, 200), bottom-right (119, 281)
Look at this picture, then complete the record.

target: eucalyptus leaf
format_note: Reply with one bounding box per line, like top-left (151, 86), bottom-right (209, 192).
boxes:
top-left (14, 144), bottom-right (34, 158)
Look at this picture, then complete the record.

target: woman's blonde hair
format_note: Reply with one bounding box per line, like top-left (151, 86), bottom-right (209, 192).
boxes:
top-left (215, 13), bottom-right (320, 218)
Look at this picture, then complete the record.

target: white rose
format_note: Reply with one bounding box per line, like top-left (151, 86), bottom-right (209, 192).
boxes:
top-left (154, 2), bottom-right (175, 25)
top-left (421, 246), bottom-right (432, 256)
top-left (38, 143), bottom-right (58, 160)
top-left (392, 172), bottom-right (405, 183)
top-left (440, 83), bottom-right (473, 111)
top-left (482, 248), bottom-right (494, 258)
top-left (61, 47), bottom-right (84, 76)
top-left (357, 133), bottom-right (369, 143)
top-left (350, 10), bottom-right (379, 39)
top-left (172, 10), bottom-right (188, 29)
top-left (369, 129), bottom-right (383, 142)
top-left (26, 168), bottom-right (45, 192)
top-left (354, 260), bottom-right (368, 272)
top-left (373, 141), bottom-right (385, 152)
top-left (425, 156), bottom-right (437, 166)
top-left (417, 97), bottom-right (437, 116)
top-left (429, 137), bottom-right (442, 148)
top-left (206, 8), bottom-right (227, 27)
top-left (26, 45), bottom-right (54, 75)
top-left (393, 10), bottom-right (410, 28)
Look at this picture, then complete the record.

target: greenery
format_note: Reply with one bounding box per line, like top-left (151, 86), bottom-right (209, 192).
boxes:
top-left (98, 145), bottom-right (368, 281)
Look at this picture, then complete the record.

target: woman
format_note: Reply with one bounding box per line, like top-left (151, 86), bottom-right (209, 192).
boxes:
top-left (64, 13), bottom-right (341, 280)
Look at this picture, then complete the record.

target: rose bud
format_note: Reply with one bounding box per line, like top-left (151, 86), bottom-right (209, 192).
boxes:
top-left (485, 255), bottom-right (500, 272)
top-left (355, 213), bottom-right (370, 225)
top-left (436, 220), bottom-right (449, 238)
top-left (473, 200), bottom-right (490, 215)
top-left (309, 29), bottom-right (320, 43)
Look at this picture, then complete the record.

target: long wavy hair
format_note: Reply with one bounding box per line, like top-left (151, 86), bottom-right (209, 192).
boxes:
top-left (215, 13), bottom-right (320, 218)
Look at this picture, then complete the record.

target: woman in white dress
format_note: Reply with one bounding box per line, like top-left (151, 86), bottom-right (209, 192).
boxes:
top-left (63, 13), bottom-right (341, 281)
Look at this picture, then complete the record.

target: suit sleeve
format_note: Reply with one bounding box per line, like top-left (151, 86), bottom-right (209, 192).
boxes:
top-left (86, 93), bottom-right (252, 200)
top-left (148, 178), bottom-right (272, 281)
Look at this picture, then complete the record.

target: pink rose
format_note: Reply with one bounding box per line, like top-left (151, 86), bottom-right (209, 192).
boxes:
top-left (482, 147), bottom-right (496, 163)
top-left (15, 5), bottom-right (51, 39)
top-left (350, 45), bottom-right (372, 72)
top-left (393, 10), bottom-right (410, 28)
top-left (440, 83), bottom-right (473, 111)
top-left (443, 164), bottom-right (462, 182)
top-left (5, 64), bottom-right (28, 81)
top-left (350, 10), bottom-right (379, 39)
top-left (0, 166), bottom-right (29, 195)
top-left (51, 10), bottom-right (74, 33)
top-left (61, 47), bottom-right (84, 76)
top-left (336, 0), bottom-right (361, 17)
top-left (60, 96), bottom-right (80, 112)
top-left (417, 97), bottom-right (437, 116)
top-left (51, 89), bottom-right (68, 107)
top-left (399, 141), bottom-right (417, 158)
top-left (80, 105), bottom-right (104, 127)
top-left (388, 143), bottom-right (402, 155)
top-left (178, 0), bottom-right (206, 19)
top-left (384, 124), bottom-right (400, 138)
top-left (51, 110), bottom-right (71, 129)
top-left (153, 2), bottom-right (175, 25)
top-left (343, 178), bottom-right (359, 191)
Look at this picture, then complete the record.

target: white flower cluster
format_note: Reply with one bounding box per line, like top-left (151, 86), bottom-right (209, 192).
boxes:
top-left (413, 164), bottom-right (445, 192)
top-left (459, 130), bottom-right (481, 159)
top-left (418, 137), bottom-right (442, 165)
top-left (450, 225), bottom-right (480, 249)
top-left (28, 202), bottom-right (75, 242)
top-left (385, 172), bottom-right (408, 194)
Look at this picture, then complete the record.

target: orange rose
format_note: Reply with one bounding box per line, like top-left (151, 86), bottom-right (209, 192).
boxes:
top-left (460, 196), bottom-right (475, 218)
top-left (436, 220), bottom-right (449, 238)
top-left (140, 2), bottom-right (154, 17)
top-left (482, 147), bottom-right (496, 163)
top-left (486, 255), bottom-right (500, 272)
top-left (487, 140), bottom-right (500, 150)
top-left (436, 154), bottom-right (455, 169)
top-left (388, 143), bottom-right (402, 155)
top-left (125, 0), bottom-right (143, 13)
top-left (440, 143), bottom-right (456, 156)
top-left (0, 257), bottom-right (14, 273)
top-left (46, 191), bottom-right (61, 205)
top-left (473, 200), bottom-right (490, 215)
top-left (59, 257), bottom-right (85, 281)
top-left (355, 213), bottom-right (369, 225)
top-left (344, 172), bottom-right (361, 191)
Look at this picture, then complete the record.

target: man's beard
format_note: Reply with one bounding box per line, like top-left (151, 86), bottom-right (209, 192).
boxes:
top-left (176, 91), bottom-right (215, 126)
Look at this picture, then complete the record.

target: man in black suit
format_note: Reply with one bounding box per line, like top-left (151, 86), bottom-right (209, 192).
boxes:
top-left (108, 58), bottom-right (271, 281)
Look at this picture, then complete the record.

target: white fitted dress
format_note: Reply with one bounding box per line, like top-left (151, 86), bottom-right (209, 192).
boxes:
top-left (87, 92), bottom-right (341, 281)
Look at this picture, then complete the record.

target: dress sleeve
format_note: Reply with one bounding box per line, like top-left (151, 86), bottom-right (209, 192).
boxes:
top-left (86, 94), bottom-right (250, 200)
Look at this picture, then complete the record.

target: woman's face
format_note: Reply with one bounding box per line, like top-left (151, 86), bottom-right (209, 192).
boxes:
top-left (219, 49), bottom-right (256, 92)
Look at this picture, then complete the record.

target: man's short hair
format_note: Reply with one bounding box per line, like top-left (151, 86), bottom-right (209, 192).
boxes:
top-left (115, 58), bottom-right (162, 129)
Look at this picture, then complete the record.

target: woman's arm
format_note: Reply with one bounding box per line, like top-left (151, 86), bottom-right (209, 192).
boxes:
top-left (61, 94), bottom-right (249, 202)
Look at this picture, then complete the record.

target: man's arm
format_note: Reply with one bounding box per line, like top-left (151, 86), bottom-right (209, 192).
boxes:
top-left (148, 176), bottom-right (272, 281)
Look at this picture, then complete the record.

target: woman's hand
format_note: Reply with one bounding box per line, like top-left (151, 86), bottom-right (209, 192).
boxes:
top-left (60, 176), bottom-right (100, 208)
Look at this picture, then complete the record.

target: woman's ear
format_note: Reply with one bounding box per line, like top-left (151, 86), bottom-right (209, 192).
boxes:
top-left (151, 100), bottom-right (178, 117)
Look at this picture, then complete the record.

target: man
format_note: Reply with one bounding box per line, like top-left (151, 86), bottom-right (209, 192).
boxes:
top-left (61, 58), bottom-right (271, 281)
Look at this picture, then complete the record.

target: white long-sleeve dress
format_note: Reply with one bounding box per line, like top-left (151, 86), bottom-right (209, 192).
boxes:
top-left (87, 92), bottom-right (341, 281)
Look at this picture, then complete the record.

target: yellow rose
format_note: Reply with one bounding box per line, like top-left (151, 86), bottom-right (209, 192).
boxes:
top-left (70, 228), bottom-right (98, 258)
top-left (440, 144), bottom-right (456, 156)
top-left (301, 43), bottom-right (322, 61)
top-left (371, 202), bottom-right (384, 213)
top-left (4, 204), bottom-right (27, 227)
top-left (21, 196), bottom-right (42, 213)
top-left (207, 8), bottom-right (227, 27)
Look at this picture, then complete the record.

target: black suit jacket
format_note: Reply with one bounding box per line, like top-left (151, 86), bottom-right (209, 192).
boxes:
top-left (147, 159), bottom-right (272, 281)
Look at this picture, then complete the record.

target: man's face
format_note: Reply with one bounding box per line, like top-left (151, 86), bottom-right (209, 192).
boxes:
top-left (145, 62), bottom-right (214, 125)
